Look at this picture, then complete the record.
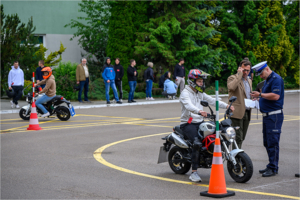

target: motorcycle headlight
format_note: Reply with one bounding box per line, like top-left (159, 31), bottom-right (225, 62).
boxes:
top-left (223, 127), bottom-right (236, 141)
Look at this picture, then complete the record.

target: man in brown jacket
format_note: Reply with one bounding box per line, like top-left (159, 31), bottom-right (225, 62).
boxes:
top-left (227, 58), bottom-right (252, 149)
top-left (76, 58), bottom-right (91, 103)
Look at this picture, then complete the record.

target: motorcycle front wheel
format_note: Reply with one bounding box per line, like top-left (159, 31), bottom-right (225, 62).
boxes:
top-left (19, 108), bottom-right (31, 120)
top-left (227, 152), bottom-right (253, 183)
top-left (56, 106), bottom-right (70, 121)
top-left (168, 146), bottom-right (191, 174)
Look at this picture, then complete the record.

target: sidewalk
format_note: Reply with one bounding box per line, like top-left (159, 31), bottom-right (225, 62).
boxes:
top-left (1, 90), bottom-right (299, 114)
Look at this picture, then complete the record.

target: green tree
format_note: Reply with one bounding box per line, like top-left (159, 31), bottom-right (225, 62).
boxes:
top-left (65, 0), bottom-right (110, 79)
top-left (106, 1), bottom-right (150, 90)
top-left (1, 4), bottom-right (39, 93)
top-left (211, 1), bottom-right (293, 81)
top-left (283, 0), bottom-right (299, 86)
top-left (134, 1), bottom-right (222, 77)
top-left (35, 43), bottom-right (67, 67)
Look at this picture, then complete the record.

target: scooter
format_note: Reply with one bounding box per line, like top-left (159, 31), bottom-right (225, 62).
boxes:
top-left (158, 96), bottom-right (253, 183)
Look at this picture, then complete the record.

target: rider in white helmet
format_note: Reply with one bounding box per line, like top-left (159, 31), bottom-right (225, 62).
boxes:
top-left (180, 69), bottom-right (234, 182)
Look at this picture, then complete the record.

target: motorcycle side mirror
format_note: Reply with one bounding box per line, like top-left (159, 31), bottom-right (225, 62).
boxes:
top-left (229, 96), bottom-right (237, 103)
top-left (200, 100), bottom-right (209, 107)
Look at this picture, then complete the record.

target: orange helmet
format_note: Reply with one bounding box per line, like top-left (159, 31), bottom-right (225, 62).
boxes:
top-left (42, 67), bottom-right (52, 79)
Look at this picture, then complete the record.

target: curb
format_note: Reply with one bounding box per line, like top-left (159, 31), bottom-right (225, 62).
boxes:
top-left (1, 90), bottom-right (299, 115)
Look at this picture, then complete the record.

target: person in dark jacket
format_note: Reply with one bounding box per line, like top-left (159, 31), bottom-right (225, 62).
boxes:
top-left (102, 57), bottom-right (122, 104)
top-left (174, 58), bottom-right (186, 93)
top-left (127, 59), bottom-right (138, 103)
top-left (35, 60), bottom-right (46, 89)
top-left (144, 62), bottom-right (155, 100)
top-left (113, 58), bottom-right (124, 102)
top-left (159, 71), bottom-right (169, 89)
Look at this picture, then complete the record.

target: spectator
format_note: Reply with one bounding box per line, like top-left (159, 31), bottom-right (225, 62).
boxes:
top-left (76, 58), bottom-right (91, 103)
top-left (163, 71), bottom-right (177, 99)
top-left (159, 71), bottom-right (169, 89)
top-left (127, 59), bottom-right (138, 103)
top-left (35, 60), bottom-right (46, 89)
top-left (8, 61), bottom-right (24, 108)
top-left (113, 58), bottom-right (124, 102)
top-left (144, 62), bottom-right (155, 100)
top-left (102, 58), bottom-right (122, 104)
top-left (174, 58), bottom-right (186, 93)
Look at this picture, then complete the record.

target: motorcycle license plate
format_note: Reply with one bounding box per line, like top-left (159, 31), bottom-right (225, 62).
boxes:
top-left (157, 146), bottom-right (168, 164)
top-left (69, 104), bottom-right (76, 117)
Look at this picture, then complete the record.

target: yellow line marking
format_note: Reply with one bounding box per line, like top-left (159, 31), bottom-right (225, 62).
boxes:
top-left (93, 132), bottom-right (300, 200)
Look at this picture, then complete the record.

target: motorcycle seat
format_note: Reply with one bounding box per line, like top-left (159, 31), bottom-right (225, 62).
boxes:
top-left (175, 125), bottom-right (183, 135)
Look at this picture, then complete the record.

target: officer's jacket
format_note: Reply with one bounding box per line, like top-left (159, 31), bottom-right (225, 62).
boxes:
top-left (227, 72), bottom-right (252, 120)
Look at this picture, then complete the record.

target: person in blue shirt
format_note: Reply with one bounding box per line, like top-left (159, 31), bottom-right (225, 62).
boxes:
top-left (102, 58), bottom-right (122, 104)
top-left (163, 72), bottom-right (177, 99)
top-left (251, 61), bottom-right (284, 177)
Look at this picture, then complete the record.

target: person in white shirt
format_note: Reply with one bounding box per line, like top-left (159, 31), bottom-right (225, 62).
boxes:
top-left (179, 69), bottom-right (234, 182)
top-left (8, 61), bottom-right (24, 108)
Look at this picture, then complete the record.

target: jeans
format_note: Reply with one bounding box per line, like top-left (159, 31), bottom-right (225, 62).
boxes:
top-left (113, 80), bottom-right (123, 99)
top-left (11, 85), bottom-right (23, 105)
top-left (146, 80), bottom-right (153, 98)
top-left (35, 94), bottom-right (56, 114)
top-left (78, 78), bottom-right (89, 101)
top-left (105, 80), bottom-right (119, 102)
top-left (128, 81), bottom-right (137, 101)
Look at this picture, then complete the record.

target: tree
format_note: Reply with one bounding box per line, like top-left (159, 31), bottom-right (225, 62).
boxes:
top-left (134, 1), bottom-right (222, 77)
top-left (283, 0), bottom-right (299, 86)
top-left (34, 43), bottom-right (67, 67)
top-left (1, 4), bottom-right (40, 92)
top-left (210, 1), bottom-right (293, 81)
top-left (65, 0), bottom-right (110, 79)
top-left (106, 1), bottom-right (150, 90)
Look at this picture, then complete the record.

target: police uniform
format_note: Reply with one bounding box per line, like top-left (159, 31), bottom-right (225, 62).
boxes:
top-left (253, 61), bottom-right (284, 175)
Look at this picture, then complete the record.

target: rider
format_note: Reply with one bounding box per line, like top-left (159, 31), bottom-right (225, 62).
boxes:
top-left (180, 69), bottom-right (234, 182)
top-left (35, 67), bottom-right (56, 117)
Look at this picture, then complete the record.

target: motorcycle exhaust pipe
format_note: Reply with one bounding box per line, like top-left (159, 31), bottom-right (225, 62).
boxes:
top-left (166, 133), bottom-right (189, 149)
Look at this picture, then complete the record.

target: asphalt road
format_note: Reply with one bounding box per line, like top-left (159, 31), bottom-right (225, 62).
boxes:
top-left (1, 94), bottom-right (299, 199)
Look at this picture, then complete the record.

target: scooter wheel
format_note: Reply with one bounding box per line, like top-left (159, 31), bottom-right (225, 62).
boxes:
top-left (19, 108), bottom-right (30, 120)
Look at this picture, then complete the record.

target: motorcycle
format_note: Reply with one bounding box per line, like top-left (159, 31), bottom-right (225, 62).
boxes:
top-left (158, 96), bottom-right (253, 183)
top-left (19, 86), bottom-right (75, 121)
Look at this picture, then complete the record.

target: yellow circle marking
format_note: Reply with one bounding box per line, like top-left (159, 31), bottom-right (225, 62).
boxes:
top-left (93, 132), bottom-right (300, 200)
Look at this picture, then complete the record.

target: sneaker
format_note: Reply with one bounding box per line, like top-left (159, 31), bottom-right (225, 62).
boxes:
top-left (107, 101), bottom-right (111, 104)
top-left (116, 101), bottom-right (122, 104)
top-left (41, 112), bottom-right (50, 118)
top-left (189, 171), bottom-right (202, 182)
top-left (16, 104), bottom-right (20, 109)
top-left (112, 99), bottom-right (116, 103)
top-left (131, 100), bottom-right (136, 103)
top-left (168, 96), bottom-right (172, 100)
top-left (149, 97), bottom-right (155, 100)
top-left (120, 99), bottom-right (123, 103)
top-left (146, 97), bottom-right (149, 100)
top-left (10, 101), bottom-right (15, 108)
top-left (172, 96), bottom-right (176, 100)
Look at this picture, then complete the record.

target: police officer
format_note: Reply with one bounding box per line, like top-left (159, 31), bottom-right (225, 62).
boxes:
top-left (250, 61), bottom-right (284, 177)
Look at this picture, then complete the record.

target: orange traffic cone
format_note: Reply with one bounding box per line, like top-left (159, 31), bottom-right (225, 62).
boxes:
top-left (200, 138), bottom-right (235, 198)
top-left (27, 101), bottom-right (42, 130)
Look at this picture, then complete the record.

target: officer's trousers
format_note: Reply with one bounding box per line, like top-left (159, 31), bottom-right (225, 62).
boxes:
top-left (263, 112), bottom-right (284, 173)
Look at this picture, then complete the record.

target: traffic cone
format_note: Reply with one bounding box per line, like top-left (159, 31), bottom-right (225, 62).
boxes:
top-left (200, 138), bottom-right (235, 198)
top-left (27, 101), bottom-right (42, 130)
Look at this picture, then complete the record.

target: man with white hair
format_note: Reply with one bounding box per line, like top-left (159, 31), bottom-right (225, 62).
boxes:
top-left (76, 58), bottom-right (91, 103)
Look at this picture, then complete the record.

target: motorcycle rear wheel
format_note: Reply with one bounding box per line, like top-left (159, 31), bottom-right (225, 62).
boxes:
top-left (168, 146), bottom-right (191, 174)
top-left (56, 106), bottom-right (70, 121)
top-left (227, 152), bottom-right (253, 183)
top-left (19, 108), bottom-right (31, 120)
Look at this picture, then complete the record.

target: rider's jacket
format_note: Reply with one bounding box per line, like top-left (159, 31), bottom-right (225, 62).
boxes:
top-left (179, 85), bottom-right (228, 125)
top-left (37, 75), bottom-right (56, 97)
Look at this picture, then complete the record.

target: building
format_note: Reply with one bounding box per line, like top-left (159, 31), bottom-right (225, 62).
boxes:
top-left (2, 0), bottom-right (87, 63)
